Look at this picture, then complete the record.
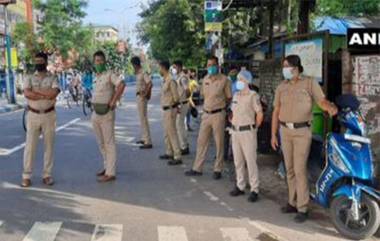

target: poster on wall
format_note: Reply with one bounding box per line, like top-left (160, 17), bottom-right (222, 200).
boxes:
top-left (285, 38), bottom-right (323, 83)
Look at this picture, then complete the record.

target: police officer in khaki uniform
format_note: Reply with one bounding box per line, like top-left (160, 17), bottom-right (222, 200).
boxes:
top-left (158, 61), bottom-right (183, 165)
top-left (229, 70), bottom-right (263, 203)
top-left (22, 52), bottom-right (60, 187)
top-left (131, 56), bottom-right (153, 149)
top-left (92, 51), bottom-right (126, 182)
top-left (271, 55), bottom-right (337, 222)
top-left (185, 56), bottom-right (232, 180)
top-left (173, 60), bottom-right (191, 155)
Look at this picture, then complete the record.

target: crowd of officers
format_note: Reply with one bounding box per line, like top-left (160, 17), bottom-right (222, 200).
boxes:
top-left (20, 51), bottom-right (337, 224)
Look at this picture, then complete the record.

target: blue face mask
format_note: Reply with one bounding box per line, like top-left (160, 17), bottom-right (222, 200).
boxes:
top-left (207, 65), bottom-right (218, 75)
top-left (235, 81), bottom-right (246, 91)
top-left (282, 67), bottom-right (294, 80)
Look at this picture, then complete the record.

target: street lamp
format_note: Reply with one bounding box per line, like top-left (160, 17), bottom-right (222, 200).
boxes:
top-left (0, 0), bottom-right (16, 104)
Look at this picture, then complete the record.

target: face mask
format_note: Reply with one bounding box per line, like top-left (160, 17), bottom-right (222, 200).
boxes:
top-left (35, 64), bottom-right (47, 72)
top-left (229, 75), bottom-right (237, 82)
top-left (171, 68), bottom-right (178, 76)
top-left (235, 81), bottom-right (246, 91)
top-left (282, 67), bottom-right (293, 80)
top-left (207, 65), bottom-right (218, 75)
top-left (95, 64), bottom-right (106, 73)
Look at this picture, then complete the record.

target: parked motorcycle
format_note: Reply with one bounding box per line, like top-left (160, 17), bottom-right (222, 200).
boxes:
top-left (308, 94), bottom-right (380, 240)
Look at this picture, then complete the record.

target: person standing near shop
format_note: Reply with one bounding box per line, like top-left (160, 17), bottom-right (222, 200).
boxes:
top-left (229, 70), bottom-right (263, 202)
top-left (271, 55), bottom-right (337, 222)
top-left (159, 60), bottom-right (182, 165)
top-left (185, 56), bottom-right (232, 180)
top-left (186, 69), bottom-right (199, 132)
top-left (92, 50), bottom-right (125, 182)
top-left (173, 60), bottom-right (191, 155)
top-left (21, 52), bottom-right (60, 187)
top-left (131, 56), bottom-right (153, 149)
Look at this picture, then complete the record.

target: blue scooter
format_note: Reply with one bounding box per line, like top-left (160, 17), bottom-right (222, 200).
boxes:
top-left (309, 94), bottom-right (380, 240)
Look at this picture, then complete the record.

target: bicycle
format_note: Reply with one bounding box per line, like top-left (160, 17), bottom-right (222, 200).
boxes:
top-left (82, 87), bottom-right (93, 116)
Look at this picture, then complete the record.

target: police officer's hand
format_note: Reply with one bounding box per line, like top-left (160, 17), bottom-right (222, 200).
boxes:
top-left (327, 103), bottom-right (338, 117)
top-left (108, 101), bottom-right (117, 110)
top-left (271, 135), bottom-right (279, 151)
top-left (177, 106), bottom-right (181, 114)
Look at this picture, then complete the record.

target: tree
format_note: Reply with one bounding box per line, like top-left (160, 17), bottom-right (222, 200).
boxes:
top-left (138, 0), bottom-right (206, 67)
top-left (316, 0), bottom-right (380, 17)
top-left (12, 22), bottom-right (39, 68)
top-left (33, 0), bottom-right (89, 58)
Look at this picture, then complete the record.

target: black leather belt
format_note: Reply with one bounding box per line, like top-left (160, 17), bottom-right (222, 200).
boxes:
top-left (162, 103), bottom-right (179, 111)
top-left (280, 121), bottom-right (310, 129)
top-left (232, 124), bottom-right (256, 131)
top-left (203, 108), bottom-right (224, 114)
top-left (181, 100), bottom-right (189, 105)
top-left (136, 92), bottom-right (141, 96)
top-left (28, 106), bottom-right (55, 114)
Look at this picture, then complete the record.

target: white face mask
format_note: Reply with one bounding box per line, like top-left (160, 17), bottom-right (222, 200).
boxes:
top-left (282, 67), bottom-right (294, 80)
top-left (171, 68), bottom-right (178, 75)
top-left (235, 80), bottom-right (246, 91)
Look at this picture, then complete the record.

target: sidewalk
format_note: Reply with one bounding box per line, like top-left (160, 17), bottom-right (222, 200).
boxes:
top-left (0, 95), bottom-right (25, 114)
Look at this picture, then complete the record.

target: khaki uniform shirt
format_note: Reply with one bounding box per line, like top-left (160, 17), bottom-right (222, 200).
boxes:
top-left (24, 72), bottom-right (59, 110)
top-left (201, 74), bottom-right (232, 111)
top-left (273, 75), bottom-right (325, 123)
top-left (161, 75), bottom-right (179, 107)
top-left (136, 69), bottom-right (151, 95)
top-left (176, 73), bottom-right (189, 102)
top-left (92, 71), bottom-right (123, 104)
top-left (231, 90), bottom-right (262, 126)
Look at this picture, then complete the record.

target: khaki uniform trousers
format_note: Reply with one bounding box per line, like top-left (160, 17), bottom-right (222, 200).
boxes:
top-left (137, 96), bottom-right (152, 145)
top-left (163, 109), bottom-right (182, 160)
top-left (231, 129), bottom-right (259, 193)
top-left (176, 103), bottom-right (189, 150)
top-left (92, 111), bottom-right (117, 176)
top-left (23, 111), bottom-right (56, 179)
top-left (280, 126), bottom-right (312, 213)
top-left (193, 111), bottom-right (225, 172)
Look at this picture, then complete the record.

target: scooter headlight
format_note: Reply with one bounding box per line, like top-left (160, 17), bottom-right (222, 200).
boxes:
top-left (329, 141), bottom-right (350, 174)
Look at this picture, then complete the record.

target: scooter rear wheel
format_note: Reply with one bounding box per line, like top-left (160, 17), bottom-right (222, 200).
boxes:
top-left (330, 194), bottom-right (380, 240)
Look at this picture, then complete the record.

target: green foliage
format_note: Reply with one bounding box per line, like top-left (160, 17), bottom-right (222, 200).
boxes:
top-left (138, 0), bottom-right (206, 67)
top-left (12, 22), bottom-right (39, 66)
top-left (316, 0), bottom-right (380, 17)
top-left (33, 0), bottom-right (89, 57)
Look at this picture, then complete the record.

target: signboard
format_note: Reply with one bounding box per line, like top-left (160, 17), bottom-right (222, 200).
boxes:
top-left (204, 1), bottom-right (223, 32)
top-left (348, 28), bottom-right (380, 52)
top-left (285, 38), bottom-right (323, 83)
top-left (5, 48), bottom-right (18, 68)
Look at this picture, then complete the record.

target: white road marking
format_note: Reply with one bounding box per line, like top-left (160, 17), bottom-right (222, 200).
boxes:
top-left (203, 191), bottom-right (219, 201)
top-left (189, 178), bottom-right (197, 183)
top-left (0, 118), bottom-right (81, 156)
top-left (220, 227), bottom-right (254, 241)
top-left (158, 226), bottom-right (188, 241)
top-left (91, 224), bottom-right (123, 241)
top-left (22, 222), bottom-right (62, 241)
top-left (0, 220), bottom-right (3, 227)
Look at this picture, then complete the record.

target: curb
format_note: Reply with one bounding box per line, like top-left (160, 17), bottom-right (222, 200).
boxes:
top-left (0, 104), bottom-right (23, 114)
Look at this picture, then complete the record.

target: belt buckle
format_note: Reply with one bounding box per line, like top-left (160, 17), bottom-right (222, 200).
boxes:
top-left (286, 123), bottom-right (295, 129)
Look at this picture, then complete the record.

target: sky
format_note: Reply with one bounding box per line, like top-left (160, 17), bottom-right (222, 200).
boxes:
top-left (83, 0), bottom-right (149, 48)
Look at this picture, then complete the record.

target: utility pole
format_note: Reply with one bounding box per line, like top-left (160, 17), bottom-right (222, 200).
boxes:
top-left (0, 0), bottom-right (16, 104)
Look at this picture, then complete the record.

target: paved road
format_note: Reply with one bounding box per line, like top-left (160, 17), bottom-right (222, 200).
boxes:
top-left (0, 81), bottom-right (378, 241)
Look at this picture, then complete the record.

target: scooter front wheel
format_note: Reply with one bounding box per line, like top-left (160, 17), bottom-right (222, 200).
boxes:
top-left (330, 194), bottom-right (380, 240)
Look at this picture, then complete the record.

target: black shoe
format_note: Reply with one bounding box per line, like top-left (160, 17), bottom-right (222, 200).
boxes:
top-left (247, 192), bottom-right (259, 202)
top-left (294, 212), bottom-right (308, 223)
top-left (136, 140), bottom-right (144, 145)
top-left (181, 147), bottom-right (190, 155)
top-left (140, 144), bottom-right (153, 149)
top-left (168, 159), bottom-right (183, 166)
top-left (281, 203), bottom-right (298, 214)
top-left (213, 172), bottom-right (222, 180)
top-left (185, 169), bottom-right (203, 176)
top-left (159, 154), bottom-right (173, 160)
top-left (229, 187), bottom-right (245, 197)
